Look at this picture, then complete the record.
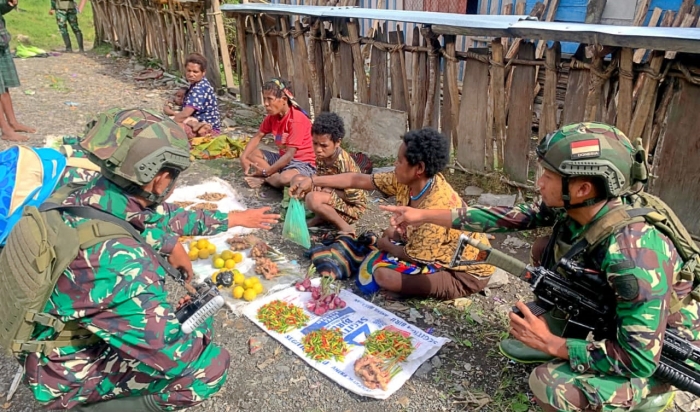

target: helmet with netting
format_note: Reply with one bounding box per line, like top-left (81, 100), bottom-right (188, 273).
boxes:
top-left (536, 122), bottom-right (637, 199)
top-left (80, 108), bottom-right (190, 202)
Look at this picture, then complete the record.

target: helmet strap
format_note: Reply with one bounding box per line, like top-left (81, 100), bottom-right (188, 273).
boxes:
top-left (103, 169), bottom-right (178, 205)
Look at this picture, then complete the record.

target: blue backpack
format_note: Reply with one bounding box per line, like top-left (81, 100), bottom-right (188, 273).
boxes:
top-left (0, 145), bottom-right (67, 245)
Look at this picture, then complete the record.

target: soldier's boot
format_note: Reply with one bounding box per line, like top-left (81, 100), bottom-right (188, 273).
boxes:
top-left (69, 394), bottom-right (167, 412)
top-left (75, 31), bottom-right (84, 52)
top-left (61, 33), bottom-right (72, 52)
top-left (498, 310), bottom-right (567, 364)
top-left (629, 392), bottom-right (675, 412)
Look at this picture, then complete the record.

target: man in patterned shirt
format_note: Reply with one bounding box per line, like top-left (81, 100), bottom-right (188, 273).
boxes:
top-left (381, 123), bottom-right (688, 411)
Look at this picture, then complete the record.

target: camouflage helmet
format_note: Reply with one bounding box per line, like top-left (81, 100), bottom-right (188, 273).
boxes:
top-left (80, 108), bottom-right (190, 203)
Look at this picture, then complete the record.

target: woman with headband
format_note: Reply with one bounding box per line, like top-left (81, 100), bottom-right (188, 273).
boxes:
top-left (240, 78), bottom-right (316, 189)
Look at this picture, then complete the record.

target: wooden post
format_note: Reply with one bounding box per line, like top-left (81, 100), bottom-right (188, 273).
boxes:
top-left (307, 18), bottom-right (324, 116)
top-left (633, 7), bottom-right (663, 63)
top-left (585, 0), bottom-right (607, 23)
top-left (292, 18), bottom-right (311, 114)
top-left (322, 24), bottom-right (336, 111)
top-left (491, 38), bottom-right (506, 169)
top-left (584, 44), bottom-right (605, 122)
top-left (616, 48), bottom-right (634, 136)
top-left (236, 14), bottom-right (252, 104)
top-left (629, 50), bottom-right (664, 145)
top-left (348, 18), bottom-right (369, 104)
top-left (422, 27), bottom-right (438, 127)
top-left (337, 18), bottom-right (354, 101)
top-left (456, 56), bottom-right (490, 171)
top-left (389, 30), bottom-right (408, 112)
top-left (279, 15), bottom-right (296, 99)
top-left (204, 0), bottom-right (222, 89)
top-left (540, 41), bottom-right (561, 138)
top-left (444, 35), bottom-right (461, 151)
top-left (210, 0), bottom-right (234, 90)
top-left (505, 42), bottom-right (536, 183)
top-left (369, 26), bottom-right (388, 107)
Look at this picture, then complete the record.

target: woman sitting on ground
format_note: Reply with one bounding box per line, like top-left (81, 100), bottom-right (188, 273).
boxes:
top-left (239, 78), bottom-right (316, 189)
top-left (301, 112), bottom-right (367, 234)
top-left (290, 127), bottom-right (495, 300)
top-left (170, 53), bottom-right (222, 135)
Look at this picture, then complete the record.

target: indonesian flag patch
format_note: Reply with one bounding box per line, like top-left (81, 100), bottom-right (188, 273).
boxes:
top-left (570, 139), bottom-right (601, 159)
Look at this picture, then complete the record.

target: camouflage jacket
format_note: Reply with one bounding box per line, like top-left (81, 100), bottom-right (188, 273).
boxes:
top-left (22, 177), bottom-right (228, 408)
top-left (0, 0), bottom-right (14, 29)
top-left (451, 199), bottom-right (700, 379)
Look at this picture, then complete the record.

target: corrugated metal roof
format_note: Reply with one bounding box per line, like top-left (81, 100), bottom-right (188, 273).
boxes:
top-left (221, 3), bottom-right (700, 53)
top-left (221, 4), bottom-right (531, 28)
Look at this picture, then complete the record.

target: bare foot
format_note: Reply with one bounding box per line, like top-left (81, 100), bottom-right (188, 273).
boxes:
top-left (10, 123), bottom-right (36, 134)
top-left (244, 176), bottom-right (265, 188)
top-left (1, 130), bottom-right (29, 142)
top-left (307, 216), bottom-right (323, 228)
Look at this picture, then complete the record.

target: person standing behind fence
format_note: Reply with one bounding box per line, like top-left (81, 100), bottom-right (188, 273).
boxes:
top-left (49, 0), bottom-right (86, 52)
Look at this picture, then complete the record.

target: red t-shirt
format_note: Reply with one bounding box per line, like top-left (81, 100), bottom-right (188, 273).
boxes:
top-left (259, 106), bottom-right (316, 167)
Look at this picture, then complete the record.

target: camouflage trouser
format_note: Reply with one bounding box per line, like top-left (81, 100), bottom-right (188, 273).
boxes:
top-left (29, 342), bottom-right (230, 410)
top-left (55, 9), bottom-right (81, 36)
top-left (529, 360), bottom-right (667, 411)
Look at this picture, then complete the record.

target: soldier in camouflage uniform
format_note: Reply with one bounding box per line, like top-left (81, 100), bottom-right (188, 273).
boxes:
top-left (50, 0), bottom-right (83, 52)
top-left (381, 122), bottom-right (693, 411)
top-left (20, 109), bottom-right (236, 412)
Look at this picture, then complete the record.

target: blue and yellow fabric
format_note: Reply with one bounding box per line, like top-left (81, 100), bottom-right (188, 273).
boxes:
top-left (0, 145), bottom-right (67, 245)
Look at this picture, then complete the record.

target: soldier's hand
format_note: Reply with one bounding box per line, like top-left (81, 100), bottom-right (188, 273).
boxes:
top-left (176, 295), bottom-right (192, 310)
top-left (229, 207), bottom-right (280, 230)
top-left (168, 242), bottom-right (194, 283)
top-left (8, 0), bottom-right (17, 7)
top-left (509, 301), bottom-right (567, 359)
top-left (380, 205), bottom-right (425, 228)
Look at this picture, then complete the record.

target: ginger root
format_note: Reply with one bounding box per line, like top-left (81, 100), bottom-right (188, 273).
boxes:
top-left (255, 257), bottom-right (279, 280)
top-left (226, 236), bottom-right (251, 251)
top-left (354, 355), bottom-right (390, 391)
top-left (250, 241), bottom-right (270, 258)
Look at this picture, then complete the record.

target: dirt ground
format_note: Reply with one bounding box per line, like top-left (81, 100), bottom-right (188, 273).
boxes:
top-left (0, 51), bottom-right (693, 412)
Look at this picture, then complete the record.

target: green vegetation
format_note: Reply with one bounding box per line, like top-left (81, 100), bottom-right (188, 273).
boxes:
top-left (5, 0), bottom-right (95, 52)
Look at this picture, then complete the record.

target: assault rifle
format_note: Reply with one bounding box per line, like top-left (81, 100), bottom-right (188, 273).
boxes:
top-left (451, 234), bottom-right (700, 396)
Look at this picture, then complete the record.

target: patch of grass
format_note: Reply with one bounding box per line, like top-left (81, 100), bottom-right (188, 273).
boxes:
top-left (6, 0), bottom-right (95, 52)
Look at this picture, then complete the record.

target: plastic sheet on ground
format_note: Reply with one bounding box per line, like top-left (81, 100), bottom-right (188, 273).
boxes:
top-left (169, 178), bottom-right (302, 315)
top-left (243, 278), bottom-right (450, 399)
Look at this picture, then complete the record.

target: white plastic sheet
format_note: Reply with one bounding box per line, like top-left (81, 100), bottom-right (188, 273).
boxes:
top-left (244, 279), bottom-right (450, 399)
top-left (170, 178), bottom-right (302, 315)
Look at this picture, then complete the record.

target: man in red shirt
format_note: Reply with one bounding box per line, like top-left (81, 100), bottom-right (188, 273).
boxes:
top-left (240, 78), bottom-right (316, 189)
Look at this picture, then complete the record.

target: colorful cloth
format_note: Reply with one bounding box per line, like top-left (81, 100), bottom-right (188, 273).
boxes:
top-left (189, 135), bottom-right (245, 160)
top-left (315, 148), bottom-right (367, 223)
top-left (22, 178), bottom-right (231, 410)
top-left (259, 106), bottom-right (315, 166)
top-left (372, 171), bottom-right (494, 275)
top-left (307, 232), bottom-right (378, 280)
top-left (184, 77), bottom-right (221, 132)
top-left (357, 249), bottom-right (442, 295)
top-left (451, 198), bottom-right (687, 410)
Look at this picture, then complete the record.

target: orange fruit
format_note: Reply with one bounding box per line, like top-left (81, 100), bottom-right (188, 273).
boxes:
top-left (232, 286), bottom-right (245, 299)
top-left (224, 259), bottom-right (236, 269)
top-left (232, 252), bottom-right (244, 263)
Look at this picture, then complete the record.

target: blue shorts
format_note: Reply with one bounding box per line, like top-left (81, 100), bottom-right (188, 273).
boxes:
top-left (262, 150), bottom-right (316, 177)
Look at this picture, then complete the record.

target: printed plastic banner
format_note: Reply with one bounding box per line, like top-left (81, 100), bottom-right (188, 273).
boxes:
top-left (243, 280), bottom-right (450, 399)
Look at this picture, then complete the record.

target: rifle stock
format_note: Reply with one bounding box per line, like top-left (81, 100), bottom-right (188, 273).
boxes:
top-left (452, 234), bottom-right (700, 396)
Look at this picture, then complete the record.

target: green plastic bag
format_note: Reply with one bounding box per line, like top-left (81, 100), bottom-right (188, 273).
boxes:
top-left (283, 198), bottom-right (311, 249)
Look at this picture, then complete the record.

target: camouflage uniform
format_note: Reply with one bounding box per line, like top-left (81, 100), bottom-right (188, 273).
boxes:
top-left (21, 109), bottom-right (231, 410)
top-left (449, 123), bottom-right (695, 411)
top-left (51, 0), bottom-right (83, 52)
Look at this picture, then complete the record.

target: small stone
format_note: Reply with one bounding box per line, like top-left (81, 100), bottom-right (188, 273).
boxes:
top-left (397, 396), bottom-right (410, 408)
top-left (431, 356), bottom-right (442, 368)
top-left (463, 185), bottom-right (484, 196)
top-left (464, 363), bottom-right (472, 371)
top-left (486, 268), bottom-right (510, 288)
top-left (223, 117), bottom-right (237, 128)
top-left (415, 361), bottom-right (433, 378)
top-left (502, 235), bottom-right (529, 249)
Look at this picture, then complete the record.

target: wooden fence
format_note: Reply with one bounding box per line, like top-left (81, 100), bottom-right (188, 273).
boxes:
top-left (228, 3), bottom-right (700, 235)
top-left (90, 0), bottom-right (234, 89)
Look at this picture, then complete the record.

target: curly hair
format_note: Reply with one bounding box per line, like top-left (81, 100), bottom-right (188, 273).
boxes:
top-left (402, 127), bottom-right (450, 178)
top-left (311, 112), bottom-right (345, 143)
top-left (185, 53), bottom-right (208, 72)
top-left (262, 78), bottom-right (292, 100)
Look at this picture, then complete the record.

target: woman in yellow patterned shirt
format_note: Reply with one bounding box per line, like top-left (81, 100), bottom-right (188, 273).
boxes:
top-left (290, 127), bottom-right (494, 300)
top-left (303, 112), bottom-right (367, 233)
